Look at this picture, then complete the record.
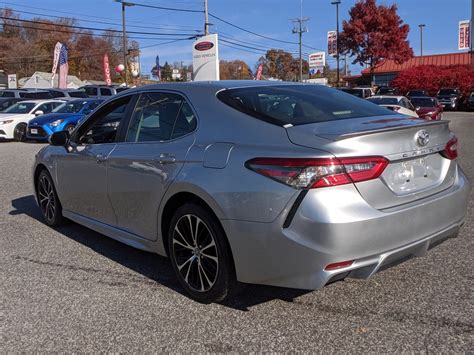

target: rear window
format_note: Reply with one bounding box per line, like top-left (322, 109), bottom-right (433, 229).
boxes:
top-left (411, 98), bottom-right (436, 107)
top-left (22, 91), bottom-right (52, 99)
top-left (438, 89), bottom-right (456, 96)
top-left (367, 97), bottom-right (399, 105)
top-left (217, 85), bottom-right (392, 126)
top-left (69, 91), bottom-right (88, 98)
top-left (84, 87), bottom-right (98, 96)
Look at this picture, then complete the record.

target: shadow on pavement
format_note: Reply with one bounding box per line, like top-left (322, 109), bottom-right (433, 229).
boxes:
top-left (10, 195), bottom-right (310, 310)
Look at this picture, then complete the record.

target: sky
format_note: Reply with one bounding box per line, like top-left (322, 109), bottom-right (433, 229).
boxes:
top-left (1, 0), bottom-right (471, 77)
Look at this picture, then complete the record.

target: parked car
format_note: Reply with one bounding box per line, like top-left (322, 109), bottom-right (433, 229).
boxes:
top-left (375, 86), bottom-right (399, 95)
top-left (337, 87), bottom-right (372, 99)
top-left (0, 89), bottom-right (53, 99)
top-left (0, 97), bottom-right (25, 112)
top-left (27, 98), bottom-right (104, 141)
top-left (436, 88), bottom-right (463, 110)
top-left (33, 82), bottom-right (470, 302)
top-left (48, 88), bottom-right (88, 100)
top-left (406, 89), bottom-right (428, 99)
top-left (410, 96), bottom-right (444, 120)
top-left (79, 85), bottom-right (128, 98)
top-left (0, 100), bottom-right (64, 141)
top-left (466, 92), bottom-right (474, 110)
top-left (367, 95), bottom-right (418, 117)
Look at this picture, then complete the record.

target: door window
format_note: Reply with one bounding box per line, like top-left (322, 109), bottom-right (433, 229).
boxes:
top-left (84, 87), bottom-right (98, 96)
top-left (36, 103), bottom-right (55, 113)
top-left (78, 96), bottom-right (131, 144)
top-left (100, 88), bottom-right (112, 96)
top-left (125, 92), bottom-right (196, 143)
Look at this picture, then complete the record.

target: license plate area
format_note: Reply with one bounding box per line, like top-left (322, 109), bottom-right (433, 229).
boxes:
top-left (381, 154), bottom-right (448, 195)
top-left (30, 128), bottom-right (38, 134)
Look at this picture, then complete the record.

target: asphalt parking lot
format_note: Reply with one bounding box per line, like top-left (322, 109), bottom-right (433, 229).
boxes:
top-left (0, 112), bottom-right (473, 352)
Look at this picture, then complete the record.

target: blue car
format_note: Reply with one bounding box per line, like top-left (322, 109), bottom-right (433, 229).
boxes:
top-left (27, 98), bottom-right (103, 141)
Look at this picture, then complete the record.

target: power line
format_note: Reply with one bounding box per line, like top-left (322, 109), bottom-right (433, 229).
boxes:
top-left (1, 7), bottom-right (202, 33)
top-left (111, 1), bottom-right (203, 13)
top-left (0, 16), bottom-right (199, 37)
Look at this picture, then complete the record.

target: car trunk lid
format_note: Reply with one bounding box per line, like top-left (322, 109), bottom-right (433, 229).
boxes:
top-left (285, 115), bottom-right (456, 209)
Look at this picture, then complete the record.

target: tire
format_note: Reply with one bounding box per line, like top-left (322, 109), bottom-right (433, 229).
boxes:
top-left (13, 123), bottom-right (27, 142)
top-left (168, 203), bottom-right (235, 303)
top-left (65, 124), bottom-right (75, 134)
top-left (36, 170), bottom-right (65, 227)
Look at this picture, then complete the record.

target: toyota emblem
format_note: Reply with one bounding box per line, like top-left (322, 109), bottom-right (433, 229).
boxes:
top-left (415, 130), bottom-right (430, 147)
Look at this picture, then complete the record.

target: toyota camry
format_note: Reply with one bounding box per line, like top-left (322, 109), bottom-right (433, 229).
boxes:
top-left (33, 82), bottom-right (470, 302)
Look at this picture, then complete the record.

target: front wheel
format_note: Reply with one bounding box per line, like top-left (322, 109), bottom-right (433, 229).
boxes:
top-left (36, 170), bottom-right (65, 226)
top-left (168, 203), bottom-right (235, 303)
top-left (13, 123), bottom-right (27, 142)
top-left (65, 124), bottom-right (75, 134)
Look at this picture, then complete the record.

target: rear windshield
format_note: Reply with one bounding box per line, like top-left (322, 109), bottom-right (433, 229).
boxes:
top-left (411, 98), bottom-right (436, 107)
top-left (217, 85), bottom-right (391, 126)
top-left (69, 91), bottom-right (88, 98)
top-left (21, 91), bottom-right (52, 99)
top-left (438, 89), bottom-right (456, 96)
top-left (408, 90), bottom-right (425, 96)
top-left (0, 91), bottom-right (15, 97)
top-left (367, 97), bottom-right (399, 105)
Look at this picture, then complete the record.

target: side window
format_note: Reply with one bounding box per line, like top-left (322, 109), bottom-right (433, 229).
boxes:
top-left (100, 88), bottom-right (112, 96)
top-left (19, 92), bottom-right (26, 98)
top-left (3, 91), bottom-right (15, 97)
top-left (85, 87), bottom-right (98, 96)
top-left (37, 103), bottom-right (53, 113)
top-left (78, 96), bottom-right (131, 145)
top-left (50, 91), bottom-right (63, 98)
top-left (125, 92), bottom-right (197, 143)
top-left (51, 102), bottom-right (63, 110)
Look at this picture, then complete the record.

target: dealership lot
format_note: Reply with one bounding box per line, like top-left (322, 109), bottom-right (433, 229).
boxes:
top-left (0, 112), bottom-right (472, 352)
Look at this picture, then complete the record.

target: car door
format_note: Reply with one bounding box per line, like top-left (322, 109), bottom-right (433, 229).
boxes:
top-left (106, 91), bottom-right (197, 241)
top-left (55, 95), bottom-right (134, 225)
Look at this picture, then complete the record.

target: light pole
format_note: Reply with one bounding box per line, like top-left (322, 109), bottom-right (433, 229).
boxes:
top-left (331, 0), bottom-right (341, 87)
top-left (418, 24), bottom-right (425, 57)
top-left (292, 17), bottom-right (309, 82)
top-left (115, 0), bottom-right (134, 85)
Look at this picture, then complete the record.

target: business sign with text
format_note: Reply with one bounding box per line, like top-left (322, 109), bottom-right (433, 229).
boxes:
top-left (193, 34), bottom-right (219, 81)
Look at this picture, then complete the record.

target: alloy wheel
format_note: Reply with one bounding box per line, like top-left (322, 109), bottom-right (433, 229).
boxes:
top-left (38, 174), bottom-right (56, 223)
top-left (172, 214), bottom-right (219, 292)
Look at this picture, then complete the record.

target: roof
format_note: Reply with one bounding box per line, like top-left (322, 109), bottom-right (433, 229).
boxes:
top-left (18, 99), bottom-right (65, 104)
top-left (362, 52), bottom-right (471, 75)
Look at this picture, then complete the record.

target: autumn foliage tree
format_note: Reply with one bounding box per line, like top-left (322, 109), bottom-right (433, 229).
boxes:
top-left (220, 60), bottom-right (252, 80)
top-left (256, 49), bottom-right (308, 81)
top-left (391, 65), bottom-right (474, 98)
top-left (339, 0), bottom-right (413, 83)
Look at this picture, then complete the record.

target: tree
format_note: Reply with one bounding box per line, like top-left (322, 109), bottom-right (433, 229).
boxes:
top-left (339, 0), bottom-right (413, 84)
top-left (258, 49), bottom-right (308, 81)
top-left (391, 65), bottom-right (474, 98)
top-left (161, 61), bottom-right (173, 81)
top-left (220, 60), bottom-right (252, 80)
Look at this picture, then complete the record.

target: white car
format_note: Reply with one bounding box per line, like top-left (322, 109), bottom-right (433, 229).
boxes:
top-left (0, 100), bottom-right (64, 141)
top-left (367, 95), bottom-right (419, 117)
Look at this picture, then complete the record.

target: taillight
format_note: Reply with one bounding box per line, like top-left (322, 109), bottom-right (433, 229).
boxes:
top-left (245, 156), bottom-right (388, 189)
top-left (441, 135), bottom-right (458, 160)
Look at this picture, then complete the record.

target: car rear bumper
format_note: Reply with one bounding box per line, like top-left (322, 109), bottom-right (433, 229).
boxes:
top-left (222, 166), bottom-right (470, 290)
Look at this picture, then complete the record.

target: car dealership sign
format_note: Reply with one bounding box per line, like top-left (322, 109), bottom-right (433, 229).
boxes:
top-left (193, 34), bottom-right (219, 81)
top-left (308, 52), bottom-right (325, 75)
top-left (459, 20), bottom-right (471, 50)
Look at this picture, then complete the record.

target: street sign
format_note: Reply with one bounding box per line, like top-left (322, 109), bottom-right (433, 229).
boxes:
top-left (193, 34), bottom-right (219, 81)
top-left (7, 74), bottom-right (17, 89)
top-left (459, 20), bottom-right (471, 50)
top-left (327, 31), bottom-right (337, 56)
top-left (309, 52), bottom-right (325, 75)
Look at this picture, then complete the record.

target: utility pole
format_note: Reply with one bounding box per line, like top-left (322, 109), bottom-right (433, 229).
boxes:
top-left (204, 0), bottom-right (209, 35)
top-left (292, 17), bottom-right (309, 82)
top-left (331, 0), bottom-right (341, 87)
top-left (418, 24), bottom-right (425, 57)
top-left (116, 0), bottom-right (134, 85)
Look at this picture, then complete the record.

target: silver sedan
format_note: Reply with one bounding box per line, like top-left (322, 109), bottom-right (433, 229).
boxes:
top-left (33, 81), bottom-right (470, 302)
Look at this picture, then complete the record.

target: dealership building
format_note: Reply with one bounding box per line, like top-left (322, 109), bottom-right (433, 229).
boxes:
top-left (345, 52), bottom-right (472, 86)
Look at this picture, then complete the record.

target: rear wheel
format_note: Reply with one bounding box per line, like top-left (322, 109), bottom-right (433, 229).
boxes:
top-left (36, 170), bottom-right (65, 226)
top-left (13, 123), bottom-right (27, 142)
top-left (168, 203), bottom-right (235, 303)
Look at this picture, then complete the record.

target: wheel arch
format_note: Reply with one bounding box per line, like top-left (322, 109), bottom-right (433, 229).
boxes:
top-left (159, 190), bottom-right (235, 277)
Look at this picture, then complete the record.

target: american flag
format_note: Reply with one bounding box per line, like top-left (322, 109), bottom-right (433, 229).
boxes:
top-left (58, 44), bottom-right (68, 88)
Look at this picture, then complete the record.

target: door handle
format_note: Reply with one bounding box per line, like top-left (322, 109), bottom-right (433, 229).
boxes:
top-left (157, 153), bottom-right (176, 164)
top-left (95, 154), bottom-right (107, 163)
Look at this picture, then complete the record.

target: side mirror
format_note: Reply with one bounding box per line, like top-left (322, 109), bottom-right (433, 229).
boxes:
top-left (34, 110), bottom-right (44, 116)
top-left (49, 130), bottom-right (70, 147)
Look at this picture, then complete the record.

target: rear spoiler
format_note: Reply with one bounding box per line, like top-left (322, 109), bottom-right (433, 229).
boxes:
top-left (317, 119), bottom-right (449, 141)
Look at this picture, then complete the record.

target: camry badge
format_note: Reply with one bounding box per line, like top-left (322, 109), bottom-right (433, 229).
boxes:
top-left (415, 130), bottom-right (430, 147)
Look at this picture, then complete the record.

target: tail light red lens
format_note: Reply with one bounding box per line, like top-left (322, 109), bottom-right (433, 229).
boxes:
top-left (325, 260), bottom-right (354, 270)
top-left (246, 156), bottom-right (388, 189)
top-left (441, 135), bottom-right (458, 160)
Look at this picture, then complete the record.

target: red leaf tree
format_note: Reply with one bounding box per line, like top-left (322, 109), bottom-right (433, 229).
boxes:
top-left (339, 0), bottom-right (413, 84)
top-left (391, 65), bottom-right (474, 98)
